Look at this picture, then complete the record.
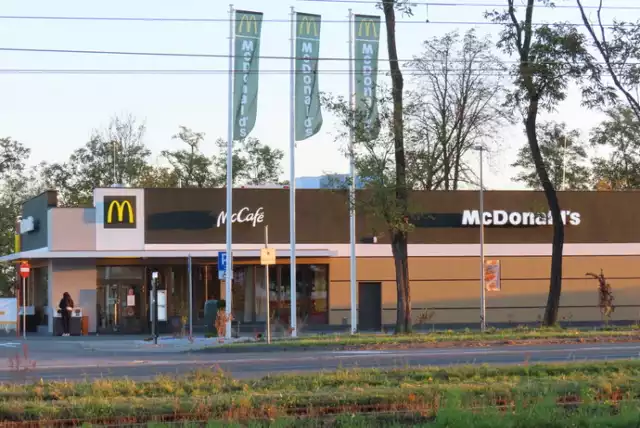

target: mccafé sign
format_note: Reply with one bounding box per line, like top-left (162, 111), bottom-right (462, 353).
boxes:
top-left (462, 210), bottom-right (581, 227)
top-left (216, 207), bottom-right (265, 228)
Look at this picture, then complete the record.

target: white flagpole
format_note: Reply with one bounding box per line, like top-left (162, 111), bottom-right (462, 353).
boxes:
top-left (188, 253), bottom-right (193, 337)
top-left (289, 6), bottom-right (298, 337)
top-left (348, 9), bottom-right (357, 335)
top-left (225, 3), bottom-right (235, 340)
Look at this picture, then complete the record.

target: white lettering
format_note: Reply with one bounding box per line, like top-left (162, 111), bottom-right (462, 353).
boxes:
top-left (360, 43), bottom-right (375, 131)
top-left (216, 207), bottom-right (265, 228)
top-left (237, 38), bottom-right (256, 137)
top-left (461, 210), bottom-right (581, 227)
top-left (300, 41), bottom-right (316, 136)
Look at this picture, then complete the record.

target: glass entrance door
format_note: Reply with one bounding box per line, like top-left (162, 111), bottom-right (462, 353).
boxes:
top-left (98, 283), bottom-right (144, 334)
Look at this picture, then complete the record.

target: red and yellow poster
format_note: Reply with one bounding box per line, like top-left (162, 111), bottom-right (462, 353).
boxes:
top-left (485, 260), bottom-right (501, 291)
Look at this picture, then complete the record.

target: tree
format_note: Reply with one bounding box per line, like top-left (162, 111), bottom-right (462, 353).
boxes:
top-left (577, 0), bottom-right (640, 120)
top-left (590, 107), bottom-right (640, 189)
top-left (381, 0), bottom-right (413, 333)
top-left (43, 114), bottom-right (152, 206)
top-left (512, 121), bottom-right (591, 190)
top-left (487, 0), bottom-right (603, 326)
top-left (162, 126), bottom-right (217, 188)
top-left (0, 139), bottom-right (35, 295)
top-left (406, 29), bottom-right (511, 190)
top-left (213, 138), bottom-right (285, 186)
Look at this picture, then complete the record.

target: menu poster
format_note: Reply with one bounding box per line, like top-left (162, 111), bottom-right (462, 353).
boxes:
top-left (485, 260), bottom-right (501, 292)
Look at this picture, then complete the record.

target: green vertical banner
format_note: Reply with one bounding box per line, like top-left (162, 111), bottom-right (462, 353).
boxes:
top-left (233, 10), bottom-right (263, 140)
top-left (354, 15), bottom-right (381, 141)
top-left (294, 13), bottom-right (323, 141)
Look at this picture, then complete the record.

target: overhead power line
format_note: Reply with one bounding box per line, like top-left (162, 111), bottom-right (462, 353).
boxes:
top-left (301, 0), bottom-right (640, 10)
top-left (3, 47), bottom-right (640, 68)
top-left (0, 68), bottom-right (515, 76)
top-left (304, 0), bottom-right (640, 7)
top-left (0, 16), bottom-right (633, 28)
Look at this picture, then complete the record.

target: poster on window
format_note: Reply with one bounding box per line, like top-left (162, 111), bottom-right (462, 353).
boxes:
top-left (485, 260), bottom-right (501, 291)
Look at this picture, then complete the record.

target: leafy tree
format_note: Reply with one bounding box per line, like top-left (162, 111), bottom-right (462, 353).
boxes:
top-left (43, 114), bottom-right (152, 206)
top-left (406, 29), bottom-right (511, 190)
top-left (380, 0), bottom-right (413, 333)
top-left (0, 139), bottom-right (35, 295)
top-left (512, 121), bottom-right (591, 190)
top-left (577, 0), bottom-right (640, 119)
top-left (487, 0), bottom-right (604, 326)
top-left (213, 138), bottom-right (285, 186)
top-left (590, 107), bottom-right (640, 189)
top-left (162, 126), bottom-right (217, 188)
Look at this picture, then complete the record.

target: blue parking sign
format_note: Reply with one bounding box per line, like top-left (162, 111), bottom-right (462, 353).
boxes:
top-left (218, 252), bottom-right (227, 280)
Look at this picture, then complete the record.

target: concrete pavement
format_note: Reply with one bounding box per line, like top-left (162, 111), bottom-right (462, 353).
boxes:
top-left (0, 338), bottom-right (639, 382)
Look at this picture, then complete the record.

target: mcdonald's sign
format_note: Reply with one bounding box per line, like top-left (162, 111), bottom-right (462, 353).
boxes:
top-left (356, 16), bottom-right (380, 39)
top-left (236, 11), bottom-right (261, 35)
top-left (297, 13), bottom-right (320, 37)
top-left (104, 196), bottom-right (136, 229)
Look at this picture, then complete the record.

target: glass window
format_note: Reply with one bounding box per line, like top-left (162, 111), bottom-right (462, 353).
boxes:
top-left (98, 266), bottom-right (144, 281)
top-left (274, 264), bottom-right (328, 325)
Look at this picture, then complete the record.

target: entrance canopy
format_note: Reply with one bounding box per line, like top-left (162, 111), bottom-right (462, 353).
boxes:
top-left (0, 248), bottom-right (336, 263)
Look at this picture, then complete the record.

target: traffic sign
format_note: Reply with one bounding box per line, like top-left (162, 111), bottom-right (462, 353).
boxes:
top-left (260, 248), bottom-right (276, 265)
top-left (218, 251), bottom-right (227, 280)
top-left (19, 262), bottom-right (30, 279)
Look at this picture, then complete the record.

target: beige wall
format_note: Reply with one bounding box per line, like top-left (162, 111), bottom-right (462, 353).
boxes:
top-left (48, 259), bottom-right (97, 333)
top-left (49, 208), bottom-right (96, 251)
top-left (328, 255), bottom-right (640, 326)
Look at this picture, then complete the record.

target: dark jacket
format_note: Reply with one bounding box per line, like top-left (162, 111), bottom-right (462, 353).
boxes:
top-left (59, 294), bottom-right (74, 314)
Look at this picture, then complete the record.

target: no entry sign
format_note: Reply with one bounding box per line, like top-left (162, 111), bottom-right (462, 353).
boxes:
top-left (19, 262), bottom-right (30, 279)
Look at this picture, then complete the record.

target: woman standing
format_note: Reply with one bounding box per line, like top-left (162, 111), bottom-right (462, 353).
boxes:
top-left (59, 292), bottom-right (74, 336)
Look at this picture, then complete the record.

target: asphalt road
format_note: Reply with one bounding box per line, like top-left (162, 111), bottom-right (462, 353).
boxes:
top-left (0, 341), bottom-right (640, 382)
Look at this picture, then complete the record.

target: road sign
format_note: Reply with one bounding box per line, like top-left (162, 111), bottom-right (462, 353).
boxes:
top-left (218, 251), bottom-right (227, 280)
top-left (18, 262), bottom-right (30, 279)
top-left (260, 248), bottom-right (276, 265)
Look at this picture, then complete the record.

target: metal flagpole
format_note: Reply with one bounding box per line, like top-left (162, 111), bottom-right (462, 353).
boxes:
top-left (289, 6), bottom-right (298, 337)
top-left (348, 9), bottom-right (357, 335)
top-left (479, 147), bottom-right (486, 332)
top-left (188, 253), bottom-right (193, 338)
top-left (225, 3), bottom-right (235, 340)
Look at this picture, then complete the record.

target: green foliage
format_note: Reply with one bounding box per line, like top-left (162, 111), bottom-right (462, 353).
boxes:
top-left (511, 121), bottom-right (591, 190)
top-left (590, 107), bottom-right (640, 190)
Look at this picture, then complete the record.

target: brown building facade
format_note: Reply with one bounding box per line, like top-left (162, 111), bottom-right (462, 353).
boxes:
top-left (4, 187), bottom-right (640, 335)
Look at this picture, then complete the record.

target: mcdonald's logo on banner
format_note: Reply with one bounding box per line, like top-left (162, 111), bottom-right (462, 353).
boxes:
top-left (104, 196), bottom-right (136, 229)
top-left (236, 11), bottom-right (260, 35)
top-left (356, 16), bottom-right (380, 39)
top-left (298, 14), bottom-right (320, 37)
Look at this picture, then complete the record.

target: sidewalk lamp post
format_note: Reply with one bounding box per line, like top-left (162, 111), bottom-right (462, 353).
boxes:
top-left (473, 145), bottom-right (486, 332)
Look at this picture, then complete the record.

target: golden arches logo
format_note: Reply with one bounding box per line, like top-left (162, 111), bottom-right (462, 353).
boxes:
top-left (237, 14), bottom-right (259, 34)
top-left (106, 200), bottom-right (134, 224)
top-left (357, 18), bottom-right (379, 38)
top-left (298, 15), bottom-right (319, 37)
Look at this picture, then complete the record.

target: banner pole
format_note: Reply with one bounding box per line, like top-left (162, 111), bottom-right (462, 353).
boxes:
top-left (188, 253), bottom-right (193, 338)
top-left (348, 9), bottom-right (357, 335)
top-left (289, 6), bottom-right (298, 338)
top-left (225, 3), bottom-right (235, 340)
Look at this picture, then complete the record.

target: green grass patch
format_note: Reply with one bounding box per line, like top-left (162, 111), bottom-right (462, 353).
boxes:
top-left (208, 326), bottom-right (640, 351)
top-left (4, 360), bottom-right (640, 423)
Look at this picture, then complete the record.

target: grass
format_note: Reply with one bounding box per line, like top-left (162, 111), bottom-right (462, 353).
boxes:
top-left (207, 325), bottom-right (640, 351)
top-left (4, 360), bottom-right (640, 424)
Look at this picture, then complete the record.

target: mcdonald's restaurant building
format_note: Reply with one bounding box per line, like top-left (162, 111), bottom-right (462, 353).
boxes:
top-left (4, 187), bottom-right (640, 335)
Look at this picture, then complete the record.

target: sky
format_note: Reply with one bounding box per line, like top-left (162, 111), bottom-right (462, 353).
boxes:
top-left (0, 0), bottom-right (638, 190)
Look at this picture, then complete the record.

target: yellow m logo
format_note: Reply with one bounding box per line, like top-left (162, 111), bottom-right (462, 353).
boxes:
top-left (357, 19), bottom-right (379, 38)
top-left (237, 14), bottom-right (259, 34)
top-left (298, 15), bottom-right (319, 37)
top-left (106, 200), bottom-right (134, 224)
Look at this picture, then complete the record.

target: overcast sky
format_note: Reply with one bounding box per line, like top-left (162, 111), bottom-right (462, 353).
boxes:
top-left (1, 0), bottom-right (637, 189)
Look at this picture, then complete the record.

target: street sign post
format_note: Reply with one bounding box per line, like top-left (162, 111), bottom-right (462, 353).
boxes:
top-left (218, 252), bottom-right (227, 280)
top-left (261, 227), bottom-right (276, 344)
top-left (18, 261), bottom-right (30, 339)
